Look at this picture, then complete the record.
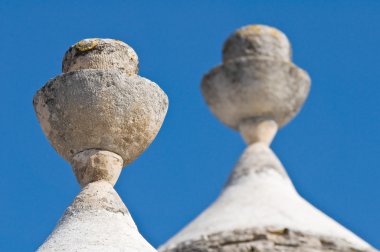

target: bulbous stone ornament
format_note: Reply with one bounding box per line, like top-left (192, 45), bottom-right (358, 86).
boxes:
top-left (34, 39), bottom-right (168, 177)
top-left (34, 39), bottom-right (168, 251)
top-left (201, 25), bottom-right (310, 145)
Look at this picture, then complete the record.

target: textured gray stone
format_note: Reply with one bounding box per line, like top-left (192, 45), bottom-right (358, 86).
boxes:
top-left (161, 228), bottom-right (376, 252)
top-left (34, 69), bottom-right (168, 166)
top-left (62, 38), bottom-right (139, 75)
top-left (201, 24), bottom-right (310, 133)
top-left (202, 57), bottom-right (310, 129)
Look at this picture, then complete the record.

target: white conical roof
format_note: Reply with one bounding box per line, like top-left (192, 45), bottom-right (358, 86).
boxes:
top-left (38, 181), bottom-right (156, 252)
top-left (160, 143), bottom-right (375, 251)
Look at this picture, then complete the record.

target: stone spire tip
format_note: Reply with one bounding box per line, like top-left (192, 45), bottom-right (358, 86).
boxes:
top-left (62, 38), bottom-right (139, 75)
top-left (201, 24), bottom-right (310, 145)
top-left (223, 25), bottom-right (291, 62)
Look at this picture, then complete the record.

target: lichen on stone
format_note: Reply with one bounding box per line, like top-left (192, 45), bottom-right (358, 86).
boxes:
top-left (75, 39), bottom-right (99, 52)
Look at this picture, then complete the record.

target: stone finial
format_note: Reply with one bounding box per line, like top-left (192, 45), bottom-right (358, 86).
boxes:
top-left (159, 25), bottom-right (375, 252)
top-left (62, 38), bottom-right (139, 75)
top-left (34, 39), bottom-right (167, 251)
top-left (34, 38), bottom-right (168, 187)
top-left (201, 25), bottom-right (310, 145)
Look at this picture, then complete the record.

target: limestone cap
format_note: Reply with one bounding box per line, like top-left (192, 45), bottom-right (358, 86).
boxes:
top-left (62, 38), bottom-right (139, 75)
top-left (223, 25), bottom-right (292, 62)
top-left (201, 25), bottom-right (310, 131)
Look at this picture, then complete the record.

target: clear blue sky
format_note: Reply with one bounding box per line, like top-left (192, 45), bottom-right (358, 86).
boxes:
top-left (0, 0), bottom-right (379, 250)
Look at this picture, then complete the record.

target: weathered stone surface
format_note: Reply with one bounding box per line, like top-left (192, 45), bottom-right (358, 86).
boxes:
top-left (38, 181), bottom-right (156, 252)
top-left (201, 24), bottom-right (310, 132)
top-left (71, 149), bottom-right (123, 187)
top-left (223, 25), bottom-right (291, 63)
top-left (62, 38), bottom-right (139, 75)
top-left (201, 57), bottom-right (310, 129)
top-left (33, 69), bottom-right (168, 166)
top-left (161, 228), bottom-right (376, 252)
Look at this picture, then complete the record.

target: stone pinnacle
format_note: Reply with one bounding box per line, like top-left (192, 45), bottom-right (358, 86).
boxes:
top-left (34, 38), bottom-right (168, 251)
top-left (201, 25), bottom-right (310, 145)
top-left (34, 38), bottom-right (168, 187)
top-left (159, 25), bottom-right (375, 252)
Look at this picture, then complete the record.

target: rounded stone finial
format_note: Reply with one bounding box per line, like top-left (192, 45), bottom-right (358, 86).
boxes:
top-left (223, 25), bottom-right (291, 62)
top-left (201, 25), bottom-right (310, 145)
top-left (36, 39), bottom-right (164, 251)
top-left (34, 38), bottom-right (168, 175)
top-left (62, 38), bottom-right (139, 75)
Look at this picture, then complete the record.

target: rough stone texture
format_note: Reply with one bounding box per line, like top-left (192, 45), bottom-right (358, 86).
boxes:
top-left (201, 24), bottom-right (310, 130)
top-left (223, 25), bottom-right (291, 63)
top-left (71, 149), bottom-right (123, 187)
top-left (38, 181), bottom-right (156, 252)
top-left (159, 143), bottom-right (375, 252)
top-left (62, 38), bottom-right (139, 75)
top-left (33, 69), bottom-right (168, 166)
top-left (201, 57), bottom-right (310, 129)
top-left (161, 228), bottom-right (377, 252)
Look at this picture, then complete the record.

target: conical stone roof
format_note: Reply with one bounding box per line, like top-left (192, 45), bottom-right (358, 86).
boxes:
top-left (159, 143), bottom-right (374, 251)
top-left (38, 181), bottom-right (156, 251)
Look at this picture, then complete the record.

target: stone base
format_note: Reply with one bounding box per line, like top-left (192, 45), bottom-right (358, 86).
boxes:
top-left (161, 228), bottom-right (376, 252)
